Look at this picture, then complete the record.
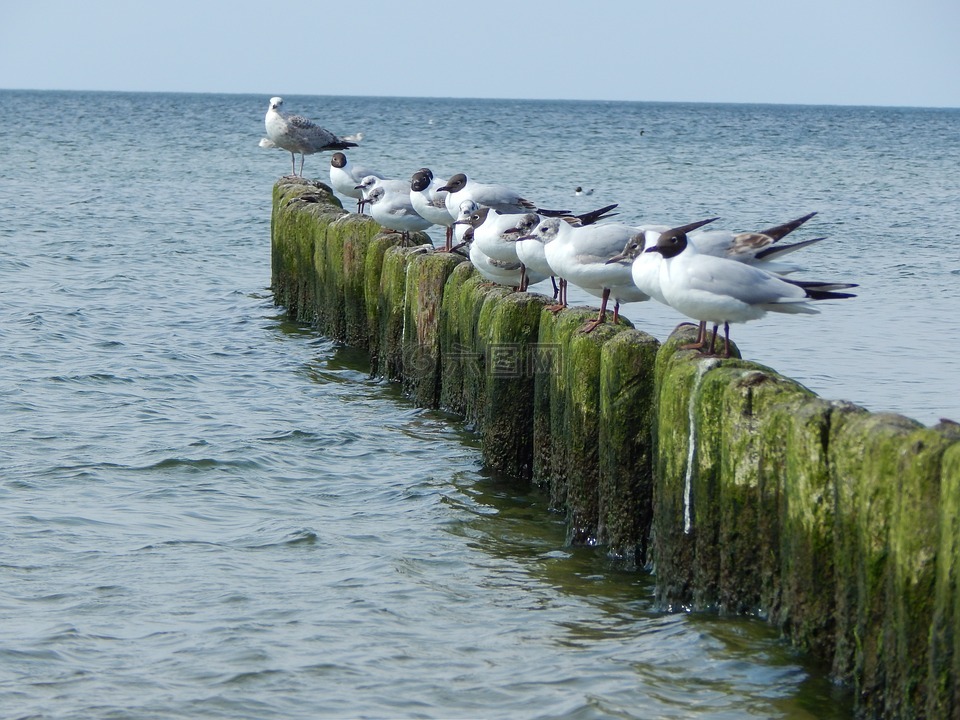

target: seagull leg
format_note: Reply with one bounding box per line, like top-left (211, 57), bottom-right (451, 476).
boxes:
top-left (581, 288), bottom-right (610, 333)
top-left (298, 153), bottom-right (305, 177)
top-left (547, 278), bottom-right (567, 313)
top-left (681, 321), bottom-right (708, 350)
top-left (612, 299), bottom-right (621, 324)
top-left (550, 276), bottom-right (559, 300)
top-left (445, 226), bottom-right (453, 252)
top-left (519, 264), bottom-right (528, 292)
top-left (722, 322), bottom-right (732, 358)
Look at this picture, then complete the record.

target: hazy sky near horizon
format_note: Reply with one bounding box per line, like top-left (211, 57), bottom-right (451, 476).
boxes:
top-left (2, 0), bottom-right (958, 108)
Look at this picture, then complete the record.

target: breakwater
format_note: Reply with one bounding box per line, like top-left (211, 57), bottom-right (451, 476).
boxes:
top-left (271, 177), bottom-right (960, 719)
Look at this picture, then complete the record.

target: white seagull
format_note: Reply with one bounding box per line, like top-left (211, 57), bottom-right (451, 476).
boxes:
top-left (646, 218), bottom-right (857, 357)
top-left (264, 97), bottom-right (361, 177)
top-left (437, 172), bottom-right (570, 219)
top-left (355, 174), bottom-right (413, 201)
top-left (410, 169), bottom-right (456, 249)
top-left (466, 231), bottom-right (548, 289)
top-left (330, 152), bottom-right (383, 213)
top-left (359, 183), bottom-right (432, 243)
top-left (472, 202), bottom-right (620, 294)
top-left (519, 216), bottom-right (666, 332)
top-left (454, 206), bottom-right (531, 263)
top-left (608, 211), bottom-right (824, 348)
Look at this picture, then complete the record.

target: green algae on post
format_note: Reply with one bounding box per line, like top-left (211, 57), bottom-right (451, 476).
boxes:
top-left (598, 329), bottom-right (659, 565)
top-left (482, 291), bottom-right (551, 480)
top-left (403, 252), bottom-right (466, 407)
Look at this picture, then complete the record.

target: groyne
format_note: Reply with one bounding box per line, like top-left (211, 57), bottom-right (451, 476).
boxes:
top-left (271, 177), bottom-right (960, 719)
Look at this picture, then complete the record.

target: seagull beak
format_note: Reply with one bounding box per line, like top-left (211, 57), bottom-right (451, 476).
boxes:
top-left (645, 246), bottom-right (663, 254)
top-left (605, 252), bottom-right (628, 264)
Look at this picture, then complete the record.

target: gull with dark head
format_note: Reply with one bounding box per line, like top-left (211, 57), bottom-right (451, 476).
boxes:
top-left (330, 152), bottom-right (383, 213)
top-left (410, 169), bottom-right (456, 250)
top-left (437, 172), bottom-right (570, 219)
top-left (608, 211), bottom-right (824, 348)
top-left (645, 218), bottom-right (857, 357)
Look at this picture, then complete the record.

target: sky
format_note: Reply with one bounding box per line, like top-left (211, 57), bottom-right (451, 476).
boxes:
top-left (2, 0), bottom-right (958, 108)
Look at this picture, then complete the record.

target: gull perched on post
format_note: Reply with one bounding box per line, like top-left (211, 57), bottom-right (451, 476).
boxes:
top-left (263, 97), bottom-right (361, 177)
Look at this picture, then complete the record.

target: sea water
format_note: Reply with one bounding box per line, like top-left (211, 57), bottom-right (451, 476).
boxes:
top-left (4, 89), bottom-right (958, 718)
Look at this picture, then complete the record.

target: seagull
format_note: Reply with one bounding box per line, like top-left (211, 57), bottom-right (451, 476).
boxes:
top-left (467, 234), bottom-right (548, 289)
top-left (646, 218), bottom-right (857, 357)
top-left (359, 184), bottom-right (432, 243)
top-left (355, 174), bottom-right (413, 200)
top-left (450, 200), bottom-right (480, 250)
top-left (454, 206), bottom-right (532, 263)
top-left (607, 211), bottom-right (824, 348)
top-left (519, 216), bottom-right (664, 332)
top-left (498, 203), bottom-right (619, 295)
top-left (459, 203), bottom-right (622, 263)
top-left (330, 152), bottom-right (383, 213)
top-left (514, 229), bottom-right (558, 296)
top-left (410, 169), bottom-right (456, 249)
top-left (264, 97), bottom-right (360, 177)
top-left (574, 186), bottom-right (594, 196)
top-left (437, 172), bottom-right (570, 219)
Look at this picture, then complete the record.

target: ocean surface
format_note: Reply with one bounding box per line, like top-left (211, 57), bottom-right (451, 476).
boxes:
top-left (2, 89), bottom-right (958, 719)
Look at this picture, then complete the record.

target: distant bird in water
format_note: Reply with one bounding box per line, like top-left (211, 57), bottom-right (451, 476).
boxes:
top-left (574, 186), bottom-right (594, 196)
top-left (263, 97), bottom-right (362, 177)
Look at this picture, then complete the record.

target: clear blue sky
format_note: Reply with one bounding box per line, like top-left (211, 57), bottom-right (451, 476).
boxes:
top-left (2, 0), bottom-right (958, 108)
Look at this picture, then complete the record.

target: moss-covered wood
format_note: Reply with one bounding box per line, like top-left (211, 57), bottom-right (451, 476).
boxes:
top-left (438, 261), bottom-right (486, 417)
top-left (931, 439), bottom-right (960, 718)
top-left (598, 329), bottom-right (659, 565)
top-left (481, 292), bottom-right (551, 480)
top-left (377, 245), bottom-right (432, 382)
top-left (403, 252), bottom-right (466, 407)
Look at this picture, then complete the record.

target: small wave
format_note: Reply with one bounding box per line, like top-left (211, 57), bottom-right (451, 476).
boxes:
top-left (258, 429), bottom-right (323, 443)
top-left (47, 372), bottom-right (136, 384)
top-left (138, 457), bottom-right (263, 472)
top-left (67, 195), bottom-right (103, 206)
top-left (231, 526), bottom-right (320, 550)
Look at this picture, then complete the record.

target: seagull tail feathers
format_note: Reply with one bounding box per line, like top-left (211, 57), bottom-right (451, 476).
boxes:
top-left (760, 211), bottom-right (818, 241)
top-left (574, 203), bottom-right (620, 226)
